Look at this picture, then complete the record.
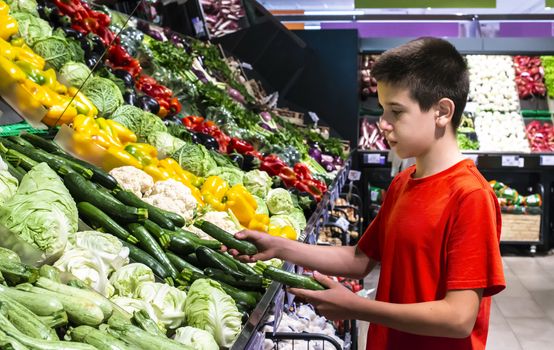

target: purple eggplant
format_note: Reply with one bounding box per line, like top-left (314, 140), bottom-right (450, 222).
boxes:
top-left (227, 87), bottom-right (245, 104)
top-left (308, 148), bottom-right (322, 163)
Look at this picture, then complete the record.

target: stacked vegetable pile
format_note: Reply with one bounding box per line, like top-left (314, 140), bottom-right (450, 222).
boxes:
top-left (201, 0), bottom-right (245, 38)
top-left (456, 113), bottom-right (479, 151)
top-left (490, 180), bottom-right (542, 215)
top-left (466, 55), bottom-right (530, 152)
top-left (358, 117), bottom-right (388, 151)
top-left (513, 56), bottom-right (546, 99)
top-left (525, 120), bottom-right (554, 152)
top-left (540, 56), bottom-right (554, 98)
top-left (360, 54), bottom-right (378, 100)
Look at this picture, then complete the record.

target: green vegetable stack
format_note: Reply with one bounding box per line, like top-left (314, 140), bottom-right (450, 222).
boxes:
top-left (541, 56), bottom-right (554, 98)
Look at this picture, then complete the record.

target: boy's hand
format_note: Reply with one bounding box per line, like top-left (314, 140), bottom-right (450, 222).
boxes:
top-left (221, 229), bottom-right (283, 263)
top-left (289, 271), bottom-right (357, 321)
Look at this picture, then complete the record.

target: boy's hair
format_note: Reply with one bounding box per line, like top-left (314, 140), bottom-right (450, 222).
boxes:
top-left (372, 37), bottom-right (469, 130)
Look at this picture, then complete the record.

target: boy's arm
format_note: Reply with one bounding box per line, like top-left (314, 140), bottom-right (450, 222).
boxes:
top-left (227, 230), bottom-right (377, 279)
top-left (292, 272), bottom-right (483, 339)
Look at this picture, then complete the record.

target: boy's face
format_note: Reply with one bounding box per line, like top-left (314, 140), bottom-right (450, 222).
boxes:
top-left (377, 82), bottom-right (438, 159)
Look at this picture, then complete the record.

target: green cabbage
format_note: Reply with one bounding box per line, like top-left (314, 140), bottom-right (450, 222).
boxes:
top-left (0, 163), bottom-right (78, 257)
top-left (266, 188), bottom-right (294, 215)
top-left (184, 279), bottom-right (241, 348)
top-left (253, 195), bottom-right (268, 215)
top-left (59, 62), bottom-right (91, 88)
top-left (174, 327), bottom-right (218, 350)
top-left (109, 263), bottom-right (155, 298)
top-left (0, 156), bottom-right (18, 206)
top-left (288, 208), bottom-right (307, 232)
top-left (207, 167), bottom-right (243, 187)
top-left (146, 131), bottom-right (186, 158)
top-left (243, 170), bottom-right (272, 198)
top-left (32, 36), bottom-right (82, 71)
top-left (6, 0), bottom-right (38, 15)
top-left (12, 12), bottom-right (52, 46)
top-left (172, 144), bottom-right (217, 177)
top-left (111, 105), bottom-right (166, 142)
top-left (134, 282), bottom-right (188, 330)
top-left (81, 77), bottom-right (124, 117)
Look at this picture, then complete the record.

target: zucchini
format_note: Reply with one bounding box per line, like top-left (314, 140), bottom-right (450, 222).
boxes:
top-left (216, 251), bottom-right (258, 276)
top-left (112, 189), bottom-right (177, 230)
top-left (175, 228), bottom-right (222, 250)
top-left (0, 260), bottom-right (38, 286)
top-left (106, 319), bottom-right (190, 350)
top-left (37, 310), bottom-right (68, 329)
top-left (0, 311), bottom-right (97, 350)
top-left (65, 173), bottom-right (148, 222)
top-left (195, 246), bottom-right (245, 279)
top-left (0, 285), bottom-right (63, 316)
top-left (20, 133), bottom-right (64, 154)
top-left (39, 265), bottom-right (61, 283)
top-left (194, 220), bottom-right (257, 255)
top-left (254, 262), bottom-right (326, 291)
top-left (55, 152), bottom-right (118, 189)
top-left (166, 251), bottom-right (203, 274)
top-left (203, 267), bottom-right (263, 290)
top-left (0, 329), bottom-right (28, 350)
top-left (77, 202), bottom-right (139, 244)
top-left (118, 239), bottom-right (171, 280)
top-left (131, 310), bottom-right (166, 337)
top-left (5, 149), bottom-right (38, 171)
top-left (1, 138), bottom-right (74, 176)
top-left (68, 326), bottom-right (134, 350)
top-left (0, 247), bottom-right (20, 264)
top-left (35, 277), bottom-right (113, 321)
top-left (5, 161), bottom-right (25, 182)
top-left (0, 294), bottom-right (58, 340)
top-left (128, 224), bottom-right (178, 281)
top-left (184, 253), bottom-right (199, 266)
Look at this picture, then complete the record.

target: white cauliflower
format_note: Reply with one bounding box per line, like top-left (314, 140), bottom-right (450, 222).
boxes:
top-left (109, 166), bottom-right (154, 198)
top-left (143, 179), bottom-right (197, 221)
top-left (200, 211), bottom-right (241, 234)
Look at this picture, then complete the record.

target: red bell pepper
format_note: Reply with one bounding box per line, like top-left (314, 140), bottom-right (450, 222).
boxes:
top-left (260, 155), bottom-right (286, 176)
top-left (228, 138), bottom-right (254, 154)
top-left (278, 167), bottom-right (298, 187)
top-left (293, 163), bottom-right (313, 181)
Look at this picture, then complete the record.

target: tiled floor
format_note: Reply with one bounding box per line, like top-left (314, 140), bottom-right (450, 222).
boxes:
top-left (359, 254), bottom-right (554, 350)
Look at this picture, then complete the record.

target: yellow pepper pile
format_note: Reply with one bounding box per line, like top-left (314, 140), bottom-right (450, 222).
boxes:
top-left (0, 2), bottom-right (95, 127)
top-left (72, 115), bottom-right (203, 204)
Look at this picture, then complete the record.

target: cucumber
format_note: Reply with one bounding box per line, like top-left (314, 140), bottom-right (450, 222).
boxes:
top-left (0, 294), bottom-right (59, 340)
top-left (255, 262), bottom-right (326, 291)
top-left (65, 173), bottom-right (147, 222)
top-left (203, 267), bottom-right (263, 290)
top-left (128, 224), bottom-right (178, 281)
top-left (54, 152), bottom-right (118, 189)
top-left (195, 246), bottom-right (245, 279)
top-left (20, 133), bottom-right (64, 154)
top-left (35, 277), bottom-right (113, 320)
top-left (0, 284), bottom-right (63, 316)
top-left (69, 326), bottom-right (134, 350)
top-left (166, 252), bottom-right (203, 274)
top-left (118, 239), bottom-right (171, 280)
top-left (112, 189), bottom-right (177, 230)
top-left (77, 202), bottom-right (139, 244)
top-left (175, 228), bottom-right (222, 250)
top-left (194, 220), bottom-right (257, 255)
top-left (215, 251), bottom-right (258, 276)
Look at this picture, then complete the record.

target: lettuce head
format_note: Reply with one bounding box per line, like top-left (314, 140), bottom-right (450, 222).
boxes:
top-left (134, 282), bottom-right (187, 329)
top-left (174, 326), bottom-right (218, 350)
top-left (266, 188), bottom-right (294, 215)
top-left (243, 170), bottom-right (272, 198)
top-left (109, 263), bottom-right (155, 297)
top-left (71, 231), bottom-right (129, 273)
top-left (0, 155), bottom-right (18, 206)
top-left (172, 144), bottom-right (217, 177)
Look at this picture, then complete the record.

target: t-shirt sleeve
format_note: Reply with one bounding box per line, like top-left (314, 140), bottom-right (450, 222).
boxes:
top-left (357, 207), bottom-right (382, 261)
top-left (446, 188), bottom-right (506, 297)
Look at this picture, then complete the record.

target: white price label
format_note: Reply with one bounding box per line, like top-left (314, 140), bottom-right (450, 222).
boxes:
top-left (240, 62), bottom-right (253, 70)
top-left (540, 155), bottom-right (554, 166)
top-left (308, 111), bottom-right (319, 123)
top-left (501, 155), bottom-right (524, 168)
top-left (335, 217), bottom-right (350, 232)
top-left (348, 170), bottom-right (361, 181)
top-left (364, 153), bottom-right (382, 164)
top-left (465, 154), bottom-right (479, 165)
top-left (370, 191), bottom-right (378, 202)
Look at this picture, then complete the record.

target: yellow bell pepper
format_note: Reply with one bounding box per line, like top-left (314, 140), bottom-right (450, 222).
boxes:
top-left (268, 224), bottom-right (297, 240)
top-left (43, 101), bottom-right (78, 125)
top-left (158, 157), bottom-right (202, 187)
top-left (143, 165), bottom-right (171, 182)
top-left (105, 119), bottom-right (137, 144)
top-left (102, 146), bottom-right (143, 170)
top-left (0, 1), bottom-right (9, 16)
top-left (73, 114), bottom-right (98, 134)
top-left (12, 45), bottom-right (45, 70)
top-left (21, 79), bottom-right (64, 107)
top-left (0, 15), bottom-right (18, 41)
top-left (0, 55), bottom-right (26, 82)
top-left (0, 37), bottom-right (15, 60)
top-left (92, 129), bottom-right (122, 149)
top-left (201, 176), bottom-right (229, 211)
top-left (224, 184), bottom-right (258, 227)
top-left (129, 143), bottom-right (158, 159)
top-left (248, 213), bottom-right (270, 232)
top-left (68, 87), bottom-right (97, 118)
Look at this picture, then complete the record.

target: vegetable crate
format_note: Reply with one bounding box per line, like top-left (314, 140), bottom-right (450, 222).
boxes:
top-left (500, 213), bottom-right (541, 242)
top-left (274, 108), bottom-right (305, 126)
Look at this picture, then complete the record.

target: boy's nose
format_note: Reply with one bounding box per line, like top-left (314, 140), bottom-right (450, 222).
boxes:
top-left (379, 116), bottom-right (393, 131)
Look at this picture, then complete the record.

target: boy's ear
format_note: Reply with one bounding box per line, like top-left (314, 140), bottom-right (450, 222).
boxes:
top-left (435, 98), bottom-right (455, 128)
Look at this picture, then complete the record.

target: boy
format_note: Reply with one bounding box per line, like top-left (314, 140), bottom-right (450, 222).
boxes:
top-left (227, 37), bottom-right (505, 350)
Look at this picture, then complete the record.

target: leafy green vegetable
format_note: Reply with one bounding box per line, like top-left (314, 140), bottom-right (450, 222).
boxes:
top-left (252, 195), bottom-right (268, 215)
top-left (288, 208), bottom-right (307, 232)
top-left (111, 106), bottom-right (167, 142)
top-left (59, 62), bottom-right (92, 88)
top-left (457, 133), bottom-right (479, 150)
top-left (0, 247), bottom-right (20, 263)
top-left (146, 131), bottom-right (186, 158)
top-left (0, 163), bottom-right (77, 257)
top-left (243, 170), bottom-right (272, 198)
top-left (81, 77), bottom-right (124, 117)
top-left (109, 263), bottom-right (155, 298)
top-left (206, 167), bottom-right (243, 186)
top-left (184, 279), bottom-right (242, 348)
top-left (12, 12), bottom-right (52, 46)
top-left (32, 36), bottom-right (81, 71)
top-left (143, 35), bottom-right (193, 76)
top-left (541, 56), bottom-right (554, 98)
top-left (266, 188), bottom-right (295, 215)
top-left (0, 156), bottom-right (18, 206)
top-left (6, 0), bottom-right (38, 15)
top-left (71, 231), bottom-right (130, 273)
top-left (208, 149), bottom-right (235, 168)
top-left (174, 326), bottom-right (219, 350)
top-left (172, 144), bottom-right (217, 177)
top-left (134, 282), bottom-right (188, 330)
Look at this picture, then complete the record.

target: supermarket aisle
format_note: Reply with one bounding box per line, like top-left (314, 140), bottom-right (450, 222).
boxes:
top-left (359, 255), bottom-right (554, 350)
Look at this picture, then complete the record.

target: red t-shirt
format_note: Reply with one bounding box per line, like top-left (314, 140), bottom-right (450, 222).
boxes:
top-left (358, 159), bottom-right (505, 350)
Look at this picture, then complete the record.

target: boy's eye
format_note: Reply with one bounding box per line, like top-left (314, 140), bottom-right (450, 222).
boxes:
top-left (392, 110), bottom-right (402, 116)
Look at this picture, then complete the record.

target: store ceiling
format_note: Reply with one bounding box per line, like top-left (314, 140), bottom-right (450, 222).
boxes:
top-left (258, 0), bottom-right (552, 14)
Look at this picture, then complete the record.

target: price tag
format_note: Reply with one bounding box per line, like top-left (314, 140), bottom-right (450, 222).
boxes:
top-left (335, 217), bottom-right (350, 232)
top-left (364, 153), bottom-right (382, 164)
top-left (465, 154), bottom-right (479, 165)
top-left (272, 289), bottom-right (285, 330)
top-left (370, 190), bottom-right (379, 202)
top-left (308, 111), bottom-right (319, 124)
top-left (540, 155), bottom-right (554, 166)
top-left (348, 170), bottom-right (361, 181)
top-left (502, 155), bottom-right (524, 168)
top-left (240, 62), bottom-right (253, 70)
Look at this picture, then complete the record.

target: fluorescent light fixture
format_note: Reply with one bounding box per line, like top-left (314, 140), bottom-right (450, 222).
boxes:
top-left (304, 10), bottom-right (365, 16)
top-left (455, 12), bottom-right (464, 16)
top-left (427, 7), bottom-right (432, 10)
top-left (304, 24), bottom-right (321, 30)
